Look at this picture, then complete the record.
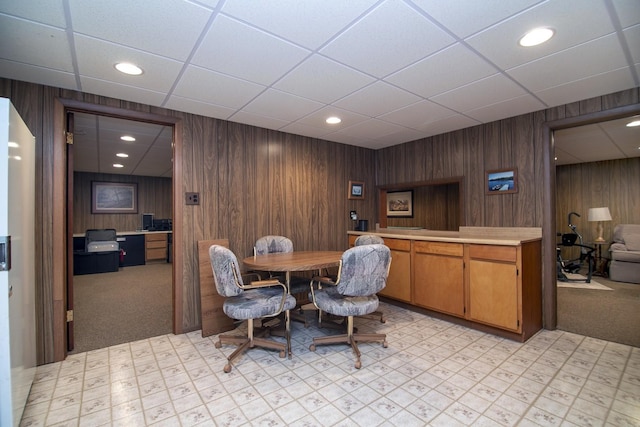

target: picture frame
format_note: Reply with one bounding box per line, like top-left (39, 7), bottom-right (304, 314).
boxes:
top-left (348, 180), bottom-right (365, 200)
top-left (486, 168), bottom-right (518, 195)
top-left (386, 190), bottom-right (413, 217)
top-left (91, 181), bottom-right (138, 213)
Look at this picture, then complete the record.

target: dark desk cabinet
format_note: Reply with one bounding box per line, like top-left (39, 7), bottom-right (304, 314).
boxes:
top-left (117, 235), bottom-right (145, 266)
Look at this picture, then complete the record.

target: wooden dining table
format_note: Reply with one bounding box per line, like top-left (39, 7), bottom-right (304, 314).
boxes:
top-left (242, 251), bottom-right (343, 290)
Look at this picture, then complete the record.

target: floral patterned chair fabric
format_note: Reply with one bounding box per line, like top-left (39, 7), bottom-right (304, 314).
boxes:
top-left (209, 244), bottom-right (296, 372)
top-left (354, 234), bottom-right (385, 246)
top-left (308, 244), bottom-right (391, 369)
top-left (253, 235), bottom-right (309, 296)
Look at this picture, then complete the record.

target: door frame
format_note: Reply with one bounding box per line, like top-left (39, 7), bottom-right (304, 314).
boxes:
top-left (52, 98), bottom-right (183, 360)
top-left (541, 102), bottom-right (640, 331)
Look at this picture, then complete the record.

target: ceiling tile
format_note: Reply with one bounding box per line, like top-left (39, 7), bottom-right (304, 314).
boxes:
top-left (192, 15), bottom-right (310, 86)
top-left (378, 100), bottom-right (457, 129)
top-left (467, 0), bottom-right (614, 70)
top-left (320, 0), bottom-right (455, 77)
top-left (534, 67), bottom-right (636, 107)
top-left (508, 34), bottom-right (629, 92)
top-left (172, 66), bottom-right (265, 108)
top-left (416, 114), bottom-right (480, 135)
top-left (279, 122), bottom-right (332, 139)
top-left (294, 106), bottom-right (369, 130)
top-left (0, 60), bottom-right (78, 91)
top-left (624, 24), bottom-right (640, 63)
top-left (163, 96), bottom-right (235, 121)
top-left (333, 81), bottom-right (421, 117)
top-left (274, 55), bottom-right (374, 103)
top-left (412, 0), bottom-right (542, 38)
top-left (221, 0), bottom-right (379, 49)
top-left (430, 74), bottom-right (527, 112)
top-left (465, 94), bottom-right (546, 123)
top-left (68, 0), bottom-right (213, 61)
top-left (74, 35), bottom-right (184, 93)
top-left (612, 0), bottom-right (640, 29)
top-left (240, 89), bottom-right (323, 122)
top-left (387, 43), bottom-right (497, 98)
top-left (0, 0), bottom-right (67, 27)
top-left (228, 111), bottom-right (290, 132)
top-left (0, 16), bottom-right (74, 72)
top-left (80, 77), bottom-right (168, 107)
top-left (328, 118), bottom-right (407, 140)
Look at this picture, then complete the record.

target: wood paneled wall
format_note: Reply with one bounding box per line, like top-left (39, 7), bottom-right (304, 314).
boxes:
top-left (1, 77), bottom-right (638, 364)
top-left (73, 172), bottom-right (172, 233)
top-left (387, 183), bottom-right (460, 230)
top-left (556, 157), bottom-right (640, 259)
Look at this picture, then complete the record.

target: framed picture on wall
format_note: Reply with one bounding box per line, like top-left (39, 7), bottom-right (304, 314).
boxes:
top-left (486, 168), bottom-right (518, 194)
top-left (348, 181), bottom-right (365, 200)
top-left (92, 181), bottom-right (138, 213)
top-left (387, 190), bottom-right (413, 217)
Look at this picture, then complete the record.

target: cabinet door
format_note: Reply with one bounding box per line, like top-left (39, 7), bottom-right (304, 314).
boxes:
top-left (468, 259), bottom-right (519, 331)
top-left (413, 241), bottom-right (464, 317)
top-left (380, 239), bottom-right (411, 302)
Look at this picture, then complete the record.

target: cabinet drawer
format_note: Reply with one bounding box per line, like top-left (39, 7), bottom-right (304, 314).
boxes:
top-left (146, 233), bottom-right (166, 242)
top-left (414, 241), bottom-right (463, 257)
top-left (469, 244), bottom-right (516, 262)
top-left (146, 240), bottom-right (166, 249)
top-left (146, 248), bottom-right (166, 260)
top-left (383, 238), bottom-right (411, 252)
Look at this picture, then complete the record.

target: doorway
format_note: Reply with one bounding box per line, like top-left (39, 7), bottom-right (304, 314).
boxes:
top-left (54, 98), bottom-right (184, 358)
top-left (68, 112), bottom-right (174, 353)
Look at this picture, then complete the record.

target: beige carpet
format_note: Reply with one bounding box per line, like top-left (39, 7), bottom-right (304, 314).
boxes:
top-left (70, 263), bottom-right (173, 354)
top-left (557, 273), bottom-right (612, 290)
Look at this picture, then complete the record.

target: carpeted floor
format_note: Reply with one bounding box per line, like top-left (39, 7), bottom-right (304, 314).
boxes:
top-left (70, 263), bottom-right (173, 354)
top-left (557, 270), bottom-right (640, 347)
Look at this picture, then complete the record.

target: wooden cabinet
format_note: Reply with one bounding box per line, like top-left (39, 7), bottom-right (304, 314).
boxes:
top-left (467, 242), bottom-right (542, 338)
top-left (145, 233), bottom-right (167, 262)
top-left (380, 238), bottom-right (411, 302)
top-left (413, 241), bottom-right (465, 317)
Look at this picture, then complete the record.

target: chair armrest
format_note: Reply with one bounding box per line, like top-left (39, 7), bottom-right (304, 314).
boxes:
top-left (610, 243), bottom-right (627, 252)
top-left (243, 278), bottom-right (283, 289)
top-left (241, 272), bottom-right (263, 282)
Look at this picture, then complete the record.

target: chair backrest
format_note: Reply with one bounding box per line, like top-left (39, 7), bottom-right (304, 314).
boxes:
top-left (354, 234), bottom-right (384, 246)
top-left (209, 245), bottom-right (244, 297)
top-left (254, 235), bottom-right (294, 255)
top-left (336, 244), bottom-right (391, 297)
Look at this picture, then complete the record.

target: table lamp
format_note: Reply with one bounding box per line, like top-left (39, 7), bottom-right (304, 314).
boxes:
top-left (587, 207), bottom-right (612, 242)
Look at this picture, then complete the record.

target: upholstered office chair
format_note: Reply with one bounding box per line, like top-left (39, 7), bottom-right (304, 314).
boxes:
top-left (308, 244), bottom-right (391, 369)
top-left (354, 234), bottom-right (387, 324)
top-left (209, 244), bottom-right (296, 373)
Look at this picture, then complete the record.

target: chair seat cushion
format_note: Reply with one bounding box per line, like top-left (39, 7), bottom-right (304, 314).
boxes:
top-left (224, 287), bottom-right (296, 320)
top-left (310, 286), bottom-right (379, 317)
top-left (611, 250), bottom-right (640, 263)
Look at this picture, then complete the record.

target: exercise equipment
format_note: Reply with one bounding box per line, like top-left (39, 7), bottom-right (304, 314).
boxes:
top-left (557, 212), bottom-right (595, 283)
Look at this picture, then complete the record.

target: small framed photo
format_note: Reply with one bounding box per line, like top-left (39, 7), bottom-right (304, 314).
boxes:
top-left (348, 181), bottom-right (365, 200)
top-left (486, 168), bottom-right (518, 195)
top-left (92, 181), bottom-right (138, 213)
top-left (387, 190), bottom-right (413, 217)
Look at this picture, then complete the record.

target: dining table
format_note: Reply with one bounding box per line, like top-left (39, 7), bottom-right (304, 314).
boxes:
top-left (242, 250), bottom-right (343, 291)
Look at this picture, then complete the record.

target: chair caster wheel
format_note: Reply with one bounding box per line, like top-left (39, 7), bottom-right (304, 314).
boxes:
top-left (309, 344), bottom-right (316, 352)
top-left (279, 350), bottom-right (285, 358)
top-left (383, 341), bottom-right (388, 348)
top-left (223, 364), bottom-right (232, 373)
top-left (215, 341), bottom-right (221, 349)
top-left (380, 318), bottom-right (386, 323)
top-left (354, 361), bottom-right (361, 369)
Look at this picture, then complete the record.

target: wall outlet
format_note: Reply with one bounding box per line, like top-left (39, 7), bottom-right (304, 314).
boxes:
top-left (186, 192), bottom-right (200, 205)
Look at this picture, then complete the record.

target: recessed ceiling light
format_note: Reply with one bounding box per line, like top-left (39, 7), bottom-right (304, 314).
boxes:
top-left (626, 119), bottom-right (640, 127)
top-left (519, 28), bottom-right (554, 47)
top-left (120, 135), bottom-right (136, 142)
top-left (116, 153), bottom-right (129, 158)
top-left (115, 62), bottom-right (143, 75)
top-left (113, 163), bottom-right (124, 168)
top-left (326, 116), bottom-right (341, 124)
top-left (8, 142), bottom-right (19, 148)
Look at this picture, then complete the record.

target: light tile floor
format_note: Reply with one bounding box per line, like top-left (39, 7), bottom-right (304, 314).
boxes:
top-left (20, 302), bottom-right (640, 426)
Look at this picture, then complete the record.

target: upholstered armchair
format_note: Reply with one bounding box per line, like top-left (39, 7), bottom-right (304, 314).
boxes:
top-left (308, 244), bottom-right (391, 369)
top-left (209, 244), bottom-right (296, 373)
top-left (354, 234), bottom-right (387, 323)
top-left (609, 224), bottom-right (640, 284)
top-left (253, 235), bottom-right (309, 293)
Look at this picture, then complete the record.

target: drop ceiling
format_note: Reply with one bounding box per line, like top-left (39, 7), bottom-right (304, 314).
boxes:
top-left (1, 0), bottom-right (639, 176)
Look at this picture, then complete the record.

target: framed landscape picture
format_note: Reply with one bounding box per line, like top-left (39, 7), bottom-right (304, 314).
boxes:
top-left (486, 168), bottom-right (518, 194)
top-left (386, 190), bottom-right (413, 217)
top-left (92, 181), bottom-right (138, 213)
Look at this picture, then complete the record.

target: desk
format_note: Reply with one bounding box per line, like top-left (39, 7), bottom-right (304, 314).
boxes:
top-left (242, 251), bottom-right (342, 290)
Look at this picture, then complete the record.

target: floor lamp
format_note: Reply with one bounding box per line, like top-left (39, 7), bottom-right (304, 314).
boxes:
top-left (588, 207), bottom-right (612, 242)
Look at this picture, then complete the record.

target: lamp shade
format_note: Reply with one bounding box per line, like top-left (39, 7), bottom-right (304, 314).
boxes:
top-left (587, 207), bottom-right (612, 222)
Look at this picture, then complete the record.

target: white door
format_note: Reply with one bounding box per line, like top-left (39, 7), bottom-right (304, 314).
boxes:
top-left (0, 98), bottom-right (36, 427)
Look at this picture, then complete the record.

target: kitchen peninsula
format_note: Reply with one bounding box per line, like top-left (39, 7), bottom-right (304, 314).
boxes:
top-left (348, 227), bottom-right (542, 342)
